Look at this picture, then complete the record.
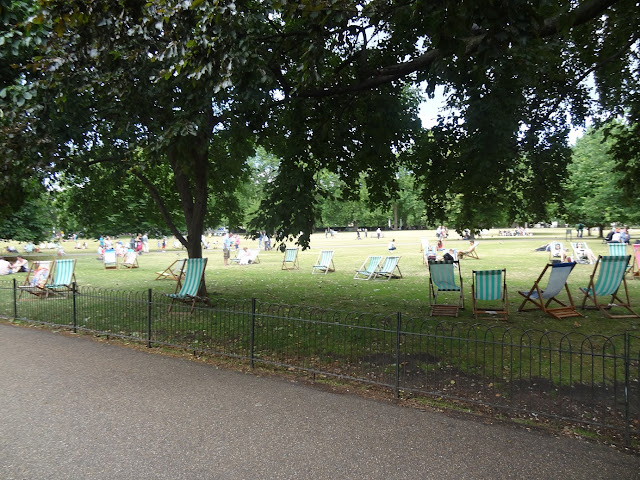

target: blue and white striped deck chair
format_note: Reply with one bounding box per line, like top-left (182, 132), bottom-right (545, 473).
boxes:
top-left (354, 255), bottom-right (382, 280)
top-left (103, 248), bottom-right (117, 269)
top-left (579, 255), bottom-right (638, 319)
top-left (282, 248), bottom-right (300, 270)
top-left (44, 259), bottom-right (77, 298)
top-left (517, 262), bottom-right (582, 319)
top-left (472, 269), bottom-right (508, 321)
top-left (167, 258), bottom-right (209, 313)
top-left (373, 256), bottom-right (402, 281)
top-left (312, 250), bottom-right (335, 274)
top-left (428, 260), bottom-right (463, 316)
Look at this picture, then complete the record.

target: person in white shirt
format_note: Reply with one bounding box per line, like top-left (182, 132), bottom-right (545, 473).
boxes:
top-left (0, 257), bottom-right (12, 275)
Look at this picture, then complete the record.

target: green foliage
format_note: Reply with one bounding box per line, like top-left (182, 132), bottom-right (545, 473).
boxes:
top-left (563, 125), bottom-right (640, 228)
top-left (0, 178), bottom-right (54, 242)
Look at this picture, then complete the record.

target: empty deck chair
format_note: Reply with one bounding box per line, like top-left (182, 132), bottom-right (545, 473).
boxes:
top-left (103, 248), bottom-right (118, 269)
top-left (120, 249), bottom-right (139, 269)
top-left (632, 244), bottom-right (640, 279)
top-left (312, 250), bottom-right (335, 274)
top-left (428, 259), bottom-right (464, 316)
top-left (43, 258), bottom-right (77, 297)
top-left (354, 255), bottom-right (382, 280)
top-left (458, 241), bottom-right (480, 260)
top-left (18, 260), bottom-right (52, 299)
top-left (167, 258), bottom-right (209, 313)
top-left (517, 262), bottom-right (583, 319)
top-left (155, 258), bottom-right (186, 281)
top-left (579, 255), bottom-right (638, 319)
top-left (607, 242), bottom-right (627, 256)
top-left (373, 256), bottom-right (402, 281)
top-left (472, 269), bottom-right (508, 321)
top-left (282, 248), bottom-right (300, 270)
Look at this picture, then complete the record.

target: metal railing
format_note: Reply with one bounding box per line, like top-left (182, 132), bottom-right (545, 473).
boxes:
top-left (1, 279), bottom-right (638, 446)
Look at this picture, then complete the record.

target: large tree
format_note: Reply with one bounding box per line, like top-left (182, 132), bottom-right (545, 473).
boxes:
top-left (3, 0), bottom-right (639, 245)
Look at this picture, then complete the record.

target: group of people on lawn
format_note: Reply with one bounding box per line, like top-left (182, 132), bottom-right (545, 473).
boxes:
top-left (0, 256), bottom-right (28, 275)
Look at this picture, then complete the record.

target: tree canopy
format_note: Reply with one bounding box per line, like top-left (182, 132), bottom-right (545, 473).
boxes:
top-left (1, 0), bottom-right (639, 248)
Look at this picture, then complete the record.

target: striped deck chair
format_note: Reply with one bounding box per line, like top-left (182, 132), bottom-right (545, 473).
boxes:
top-left (167, 258), bottom-right (209, 313)
top-left (103, 248), bottom-right (118, 269)
top-left (549, 241), bottom-right (566, 263)
top-left (633, 244), bottom-right (640, 279)
top-left (517, 262), bottom-right (583, 319)
top-left (43, 259), bottom-right (77, 298)
top-left (607, 242), bottom-right (627, 256)
top-left (472, 269), bottom-right (508, 321)
top-left (18, 260), bottom-right (52, 299)
top-left (354, 255), bottom-right (382, 280)
top-left (282, 248), bottom-right (299, 270)
top-left (428, 260), bottom-right (463, 316)
top-left (579, 255), bottom-right (638, 318)
top-left (155, 258), bottom-right (186, 281)
top-left (570, 242), bottom-right (594, 264)
top-left (120, 249), bottom-right (139, 269)
top-left (312, 250), bottom-right (335, 274)
top-left (458, 241), bottom-right (480, 260)
top-left (373, 256), bottom-right (402, 281)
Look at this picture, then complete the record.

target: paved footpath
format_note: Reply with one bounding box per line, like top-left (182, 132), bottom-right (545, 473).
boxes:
top-left (1, 323), bottom-right (638, 480)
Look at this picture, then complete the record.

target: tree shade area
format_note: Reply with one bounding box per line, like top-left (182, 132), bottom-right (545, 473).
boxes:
top-left (1, 0), bottom-right (638, 251)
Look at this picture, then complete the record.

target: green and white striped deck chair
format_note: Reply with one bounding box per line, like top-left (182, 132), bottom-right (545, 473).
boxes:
top-left (373, 256), bottom-right (402, 281)
top-left (579, 255), bottom-right (638, 319)
top-left (517, 262), bottom-right (582, 319)
top-left (472, 269), bottom-right (508, 321)
top-left (167, 258), bottom-right (209, 313)
top-left (354, 255), bottom-right (382, 280)
top-left (428, 260), bottom-right (463, 316)
top-left (312, 250), bottom-right (335, 274)
top-left (282, 248), bottom-right (300, 270)
top-left (44, 259), bottom-right (77, 298)
top-left (607, 242), bottom-right (627, 256)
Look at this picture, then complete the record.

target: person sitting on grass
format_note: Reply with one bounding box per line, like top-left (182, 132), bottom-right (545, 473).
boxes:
top-left (11, 256), bottom-right (28, 273)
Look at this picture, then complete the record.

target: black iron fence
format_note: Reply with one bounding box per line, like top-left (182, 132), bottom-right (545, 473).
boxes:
top-left (1, 279), bottom-right (638, 446)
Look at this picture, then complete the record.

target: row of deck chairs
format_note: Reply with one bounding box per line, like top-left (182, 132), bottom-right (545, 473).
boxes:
top-left (103, 248), bottom-right (139, 269)
top-left (428, 254), bottom-right (639, 321)
top-left (353, 255), bottom-right (402, 281)
top-left (18, 259), bottom-right (77, 299)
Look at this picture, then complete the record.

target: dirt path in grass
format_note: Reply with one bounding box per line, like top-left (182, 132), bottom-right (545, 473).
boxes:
top-left (1, 323), bottom-right (638, 480)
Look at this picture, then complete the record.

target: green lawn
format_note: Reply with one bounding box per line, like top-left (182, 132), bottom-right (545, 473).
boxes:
top-left (2, 228), bottom-right (639, 337)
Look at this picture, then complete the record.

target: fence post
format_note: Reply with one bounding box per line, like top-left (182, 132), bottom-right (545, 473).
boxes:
top-left (147, 289), bottom-right (152, 348)
top-left (394, 311), bottom-right (401, 398)
top-left (12, 278), bottom-right (17, 320)
top-left (72, 282), bottom-right (77, 333)
top-left (624, 332), bottom-right (631, 447)
top-left (250, 297), bottom-right (256, 369)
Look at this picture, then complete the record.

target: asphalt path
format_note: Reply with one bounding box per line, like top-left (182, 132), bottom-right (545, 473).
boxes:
top-left (1, 323), bottom-right (638, 480)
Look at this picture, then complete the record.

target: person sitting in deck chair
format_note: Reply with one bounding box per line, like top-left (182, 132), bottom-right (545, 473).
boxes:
top-left (573, 242), bottom-right (596, 264)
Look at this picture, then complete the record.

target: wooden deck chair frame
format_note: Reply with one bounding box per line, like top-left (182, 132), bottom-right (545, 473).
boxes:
top-left (103, 248), bottom-right (118, 269)
top-left (282, 248), bottom-right (300, 270)
top-left (458, 241), bottom-right (480, 260)
top-left (517, 262), bottom-right (583, 319)
top-left (428, 260), bottom-right (464, 316)
top-left (43, 258), bottom-right (77, 298)
top-left (167, 258), bottom-right (209, 313)
top-left (312, 250), bottom-right (335, 274)
top-left (633, 244), bottom-right (640, 279)
top-left (373, 256), bottom-right (402, 281)
top-left (354, 255), bottom-right (382, 280)
top-left (579, 255), bottom-right (639, 319)
top-left (155, 258), bottom-right (186, 281)
top-left (119, 249), bottom-right (139, 269)
top-left (472, 269), bottom-right (509, 321)
top-left (18, 260), bottom-right (53, 299)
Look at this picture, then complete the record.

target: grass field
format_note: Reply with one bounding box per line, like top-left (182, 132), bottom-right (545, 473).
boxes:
top-left (2, 228), bottom-right (639, 336)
